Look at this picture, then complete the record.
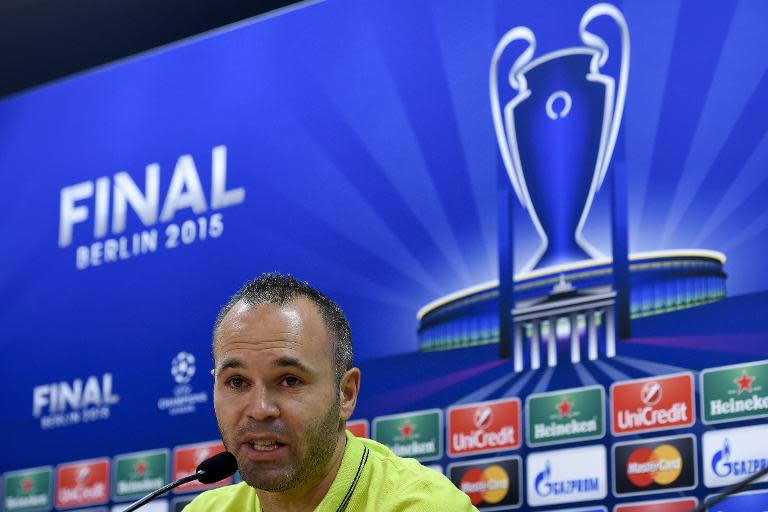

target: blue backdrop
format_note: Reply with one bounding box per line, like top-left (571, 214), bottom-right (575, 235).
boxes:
top-left (1, 1), bottom-right (767, 510)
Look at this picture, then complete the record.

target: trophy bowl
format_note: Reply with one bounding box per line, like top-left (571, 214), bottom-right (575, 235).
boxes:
top-left (491, 3), bottom-right (629, 272)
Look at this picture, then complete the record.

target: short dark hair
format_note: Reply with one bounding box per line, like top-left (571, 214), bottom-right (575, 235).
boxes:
top-left (213, 272), bottom-right (353, 383)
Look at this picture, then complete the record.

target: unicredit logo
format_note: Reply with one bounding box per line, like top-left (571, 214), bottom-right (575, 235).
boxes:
top-left (452, 427), bottom-right (516, 452)
top-left (641, 381), bottom-right (662, 406)
top-left (616, 402), bottom-right (688, 430)
top-left (611, 373), bottom-right (695, 435)
top-left (474, 406), bottom-right (493, 429)
top-left (58, 484), bottom-right (106, 504)
top-left (76, 466), bottom-right (91, 484)
top-left (447, 398), bottom-right (521, 456)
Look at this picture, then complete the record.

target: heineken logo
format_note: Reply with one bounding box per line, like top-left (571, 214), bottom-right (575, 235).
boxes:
top-left (373, 409), bottom-right (442, 461)
top-left (447, 398), bottom-right (521, 457)
top-left (611, 373), bottom-right (695, 435)
top-left (3, 466), bottom-right (52, 511)
top-left (734, 371), bottom-right (755, 394)
top-left (112, 449), bottom-right (168, 500)
top-left (526, 385), bottom-right (604, 447)
top-left (701, 359), bottom-right (768, 424)
top-left (556, 399), bottom-right (572, 417)
top-left (55, 458), bottom-right (109, 508)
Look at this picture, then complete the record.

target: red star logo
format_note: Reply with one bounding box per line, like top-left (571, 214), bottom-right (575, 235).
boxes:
top-left (734, 371), bottom-right (756, 394)
top-left (21, 479), bottom-right (33, 493)
top-left (399, 421), bottom-right (414, 439)
top-left (135, 461), bottom-right (147, 477)
top-left (556, 398), bottom-right (573, 417)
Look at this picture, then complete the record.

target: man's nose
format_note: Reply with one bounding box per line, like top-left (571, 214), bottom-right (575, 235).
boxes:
top-left (244, 384), bottom-right (280, 421)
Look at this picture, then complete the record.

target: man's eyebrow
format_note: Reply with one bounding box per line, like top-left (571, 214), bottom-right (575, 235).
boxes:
top-left (272, 356), bottom-right (312, 374)
top-left (215, 357), bottom-right (245, 376)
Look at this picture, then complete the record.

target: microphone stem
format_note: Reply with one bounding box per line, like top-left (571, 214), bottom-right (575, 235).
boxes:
top-left (121, 472), bottom-right (201, 512)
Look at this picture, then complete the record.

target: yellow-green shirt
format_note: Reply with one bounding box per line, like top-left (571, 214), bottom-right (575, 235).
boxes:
top-left (183, 431), bottom-right (478, 511)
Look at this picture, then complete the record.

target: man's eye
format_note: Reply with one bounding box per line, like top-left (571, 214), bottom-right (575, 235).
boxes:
top-left (227, 377), bottom-right (245, 389)
top-left (283, 376), bottom-right (302, 387)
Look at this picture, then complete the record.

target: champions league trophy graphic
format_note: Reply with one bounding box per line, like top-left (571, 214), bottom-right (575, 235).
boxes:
top-left (491, 3), bottom-right (629, 272)
top-left (418, 4), bottom-right (726, 366)
top-left (490, 4), bottom-right (630, 368)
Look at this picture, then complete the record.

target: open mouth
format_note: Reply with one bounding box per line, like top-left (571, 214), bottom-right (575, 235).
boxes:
top-left (249, 440), bottom-right (283, 451)
top-left (241, 438), bottom-right (288, 459)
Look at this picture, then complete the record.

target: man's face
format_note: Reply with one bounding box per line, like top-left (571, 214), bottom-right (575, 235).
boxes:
top-left (213, 298), bottom-right (343, 492)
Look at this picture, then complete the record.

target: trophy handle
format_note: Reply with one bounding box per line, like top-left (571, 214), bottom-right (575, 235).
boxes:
top-left (579, 3), bottom-right (630, 189)
top-left (490, 26), bottom-right (536, 207)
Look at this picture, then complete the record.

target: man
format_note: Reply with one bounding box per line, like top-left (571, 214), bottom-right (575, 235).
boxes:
top-left (185, 273), bottom-right (477, 511)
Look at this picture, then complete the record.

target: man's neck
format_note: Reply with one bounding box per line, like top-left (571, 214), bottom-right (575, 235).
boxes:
top-left (256, 433), bottom-right (347, 512)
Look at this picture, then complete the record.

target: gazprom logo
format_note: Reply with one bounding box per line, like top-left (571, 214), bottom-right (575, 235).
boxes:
top-left (711, 438), bottom-right (768, 478)
top-left (534, 461), bottom-right (600, 497)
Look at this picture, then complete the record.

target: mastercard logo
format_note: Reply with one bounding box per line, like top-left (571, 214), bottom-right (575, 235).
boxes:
top-left (626, 444), bottom-right (683, 487)
top-left (459, 465), bottom-right (510, 505)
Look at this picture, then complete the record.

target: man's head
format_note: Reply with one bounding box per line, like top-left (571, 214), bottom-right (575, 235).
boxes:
top-left (211, 273), bottom-right (359, 493)
top-left (213, 273), bottom-right (353, 384)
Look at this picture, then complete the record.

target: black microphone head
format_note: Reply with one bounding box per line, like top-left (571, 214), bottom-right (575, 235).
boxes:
top-left (196, 451), bottom-right (238, 484)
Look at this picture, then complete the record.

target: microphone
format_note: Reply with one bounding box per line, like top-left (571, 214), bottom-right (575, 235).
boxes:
top-left (121, 451), bottom-right (238, 512)
top-left (195, 451), bottom-right (239, 484)
top-left (691, 461), bottom-right (768, 512)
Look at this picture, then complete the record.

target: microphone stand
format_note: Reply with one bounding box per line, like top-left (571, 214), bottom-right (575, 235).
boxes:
top-left (693, 462), bottom-right (768, 512)
top-left (121, 471), bottom-right (202, 512)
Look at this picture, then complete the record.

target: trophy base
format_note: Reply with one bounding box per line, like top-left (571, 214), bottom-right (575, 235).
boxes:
top-left (532, 245), bottom-right (594, 271)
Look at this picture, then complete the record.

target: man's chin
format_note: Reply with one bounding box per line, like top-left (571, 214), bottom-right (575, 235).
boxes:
top-left (239, 463), bottom-right (297, 492)
top-left (243, 474), bottom-right (297, 492)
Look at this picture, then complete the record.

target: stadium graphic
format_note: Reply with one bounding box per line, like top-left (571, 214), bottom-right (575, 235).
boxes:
top-left (417, 5), bottom-right (728, 373)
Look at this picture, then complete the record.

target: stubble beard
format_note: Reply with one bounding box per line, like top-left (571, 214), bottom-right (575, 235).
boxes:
top-left (225, 394), bottom-right (342, 493)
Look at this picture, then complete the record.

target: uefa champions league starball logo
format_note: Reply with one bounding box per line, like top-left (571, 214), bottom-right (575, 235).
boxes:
top-left (158, 350), bottom-right (208, 415)
top-left (171, 352), bottom-right (196, 384)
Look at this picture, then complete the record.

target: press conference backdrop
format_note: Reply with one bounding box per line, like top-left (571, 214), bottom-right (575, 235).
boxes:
top-left (2, 1), bottom-right (768, 511)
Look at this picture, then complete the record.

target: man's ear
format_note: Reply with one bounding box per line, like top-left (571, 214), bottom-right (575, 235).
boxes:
top-left (338, 368), bottom-right (361, 421)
